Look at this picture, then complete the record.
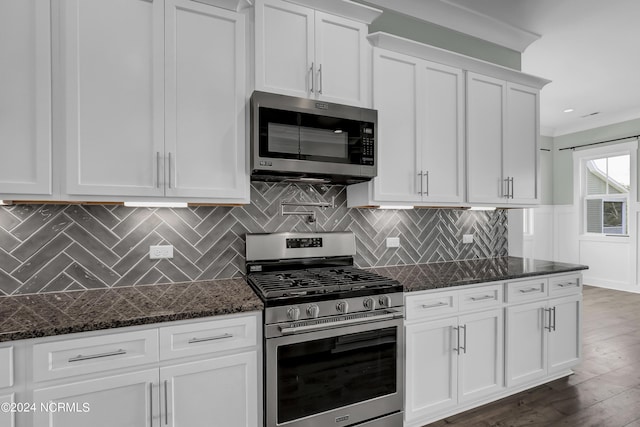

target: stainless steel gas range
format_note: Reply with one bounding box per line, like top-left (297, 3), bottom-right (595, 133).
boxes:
top-left (245, 232), bottom-right (404, 427)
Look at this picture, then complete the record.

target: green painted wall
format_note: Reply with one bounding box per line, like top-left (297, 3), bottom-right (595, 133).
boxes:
top-left (552, 118), bottom-right (640, 205)
top-left (354, 2), bottom-right (521, 70)
top-left (540, 135), bottom-right (553, 204)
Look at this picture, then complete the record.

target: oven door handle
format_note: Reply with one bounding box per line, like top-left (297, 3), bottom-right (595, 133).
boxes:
top-left (279, 310), bottom-right (403, 335)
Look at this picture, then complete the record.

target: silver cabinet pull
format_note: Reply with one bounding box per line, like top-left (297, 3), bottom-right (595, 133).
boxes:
top-left (164, 379), bottom-right (169, 425)
top-left (510, 177), bottom-right (514, 199)
top-left (421, 301), bottom-right (447, 309)
top-left (557, 282), bottom-right (576, 288)
top-left (168, 152), bottom-right (173, 189)
top-left (453, 326), bottom-right (460, 353)
top-left (149, 382), bottom-right (153, 425)
top-left (68, 349), bottom-right (126, 363)
top-left (460, 324), bottom-right (467, 354)
top-left (519, 287), bottom-right (540, 294)
top-left (503, 177), bottom-right (510, 198)
top-left (544, 307), bottom-right (552, 331)
top-left (470, 295), bottom-right (494, 302)
top-left (417, 171), bottom-right (423, 195)
top-left (425, 171), bottom-right (429, 196)
top-left (188, 333), bottom-right (233, 344)
top-left (309, 62), bottom-right (315, 93)
top-left (318, 63), bottom-right (323, 94)
top-left (156, 152), bottom-right (161, 188)
top-left (552, 306), bottom-right (557, 331)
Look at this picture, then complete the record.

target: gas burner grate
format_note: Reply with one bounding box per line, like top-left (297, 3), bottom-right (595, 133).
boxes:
top-left (247, 266), bottom-right (397, 298)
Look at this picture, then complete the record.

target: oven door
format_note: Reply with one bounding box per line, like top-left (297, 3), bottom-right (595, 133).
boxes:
top-left (265, 315), bottom-right (403, 427)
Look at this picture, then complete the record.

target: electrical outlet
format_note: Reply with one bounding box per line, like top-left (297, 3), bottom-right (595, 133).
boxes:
top-left (463, 234), bottom-right (474, 244)
top-left (149, 245), bottom-right (174, 259)
top-left (386, 237), bottom-right (400, 248)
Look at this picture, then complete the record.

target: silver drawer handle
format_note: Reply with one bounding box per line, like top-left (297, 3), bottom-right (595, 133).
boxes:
top-left (188, 333), bottom-right (233, 344)
top-left (557, 282), bottom-right (576, 288)
top-left (519, 287), bottom-right (540, 294)
top-left (470, 295), bottom-right (494, 302)
top-left (68, 348), bottom-right (126, 363)
top-left (422, 302), bottom-right (448, 309)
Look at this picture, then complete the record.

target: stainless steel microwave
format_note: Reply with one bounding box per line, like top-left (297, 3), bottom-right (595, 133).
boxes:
top-left (250, 91), bottom-right (377, 184)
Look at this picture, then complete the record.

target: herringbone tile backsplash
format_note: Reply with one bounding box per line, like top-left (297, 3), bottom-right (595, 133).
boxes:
top-left (0, 183), bottom-right (507, 295)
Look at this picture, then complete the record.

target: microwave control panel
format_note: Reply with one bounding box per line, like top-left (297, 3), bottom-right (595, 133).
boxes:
top-left (361, 127), bottom-right (375, 165)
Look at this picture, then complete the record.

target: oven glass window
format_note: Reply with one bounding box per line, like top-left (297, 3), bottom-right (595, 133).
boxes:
top-left (260, 107), bottom-right (366, 163)
top-left (277, 327), bottom-right (397, 423)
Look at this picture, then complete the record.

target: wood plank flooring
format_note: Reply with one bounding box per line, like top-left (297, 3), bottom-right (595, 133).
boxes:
top-left (425, 285), bottom-right (640, 427)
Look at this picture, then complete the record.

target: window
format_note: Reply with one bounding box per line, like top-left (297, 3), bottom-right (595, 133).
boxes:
top-left (583, 154), bottom-right (630, 235)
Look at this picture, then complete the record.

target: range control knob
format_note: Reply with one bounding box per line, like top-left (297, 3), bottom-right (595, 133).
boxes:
top-left (336, 301), bottom-right (349, 314)
top-left (306, 304), bottom-right (320, 318)
top-left (363, 297), bottom-right (376, 311)
top-left (379, 295), bottom-right (392, 308)
top-left (287, 307), bottom-right (301, 321)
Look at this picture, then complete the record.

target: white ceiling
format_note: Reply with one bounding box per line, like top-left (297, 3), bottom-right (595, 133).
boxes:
top-left (373, 0), bottom-right (640, 137)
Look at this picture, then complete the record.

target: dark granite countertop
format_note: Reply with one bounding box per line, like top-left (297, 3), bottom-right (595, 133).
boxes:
top-left (0, 279), bottom-right (263, 343)
top-left (371, 257), bottom-right (588, 293)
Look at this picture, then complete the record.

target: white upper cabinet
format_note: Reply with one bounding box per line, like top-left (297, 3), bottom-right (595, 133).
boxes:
top-left (348, 48), bottom-right (464, 207)
top-left (59, 0), bottom-right (248, 203)
top-left (0, 0), bottom-right (52, 197)
top-left (466, 72), bottom-right (506, 205)
top-left (255, 0), bottom-right (374, 107)
top-left (467, 72), bottom-right (541, 205)
top-left (505, 82), bottom-right (540, 204)
top-left (164, 0), bottom-right (247, 199)
top-left (60, 0), bottom-right (165, 197)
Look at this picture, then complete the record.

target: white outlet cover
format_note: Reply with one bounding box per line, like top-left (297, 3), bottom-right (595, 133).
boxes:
top-left (149, 245), bottom-right (174, 259)
top-left (386, 237), bottom-right (400, 248)
top-left (463, 234), bottom-right (474, 244)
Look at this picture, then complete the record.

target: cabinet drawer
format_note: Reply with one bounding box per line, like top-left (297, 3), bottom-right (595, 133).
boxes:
top-left (459, 285), bottom-right (503, 312)
top-left (405, 291), bottom-right (458, 321)
top-left (0, 346), bottom-right (13, 388)
top-left (159, 315), bottom-right (257, 361)
top-left (505, 278), bottom-right (548, 303)
top-left (33, 329), bottom-right (159, 382)
top-left (549, 274), bottom-right (582, 296)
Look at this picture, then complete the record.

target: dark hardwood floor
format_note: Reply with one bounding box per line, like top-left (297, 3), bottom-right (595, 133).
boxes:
top-left (425, 285), bottom-right (640, 427)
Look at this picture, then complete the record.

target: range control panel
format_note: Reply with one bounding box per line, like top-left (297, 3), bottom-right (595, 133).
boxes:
top-left (286, 237), bottom-right (323, 249)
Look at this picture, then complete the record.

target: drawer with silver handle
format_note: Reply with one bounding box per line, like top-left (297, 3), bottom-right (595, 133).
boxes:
top-left (405, 291), bottom-right (458, 321)
top-left (33, 329), bottom-right (159, 382)
top-left (505, 278), bottom-right (548, 303)
top-left (159, 314), bottom-right (258, 361)
top-left (459, 284), bottom-right (503, 311)
top-left (549, 274), bottom-right (582, 296)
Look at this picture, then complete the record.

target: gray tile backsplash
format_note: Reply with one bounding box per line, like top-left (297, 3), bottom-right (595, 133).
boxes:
top-left (0, 183), bottom-right (507, 295)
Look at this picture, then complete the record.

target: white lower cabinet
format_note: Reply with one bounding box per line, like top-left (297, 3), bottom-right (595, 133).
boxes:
top-left (0, 393), bottom-right (14, 427)
top-left (506, 294), bottom-right (581, 386)
top-left (33, 370), bottom-right (157, 427)
top-left (405, 273), bottom-right (582, 427)
top-left (405, 309), bottom-right (503, 423)
top-left (27, 312), bottom-right (260, 427)
top-left (161, 352), bottom-right (257, 427)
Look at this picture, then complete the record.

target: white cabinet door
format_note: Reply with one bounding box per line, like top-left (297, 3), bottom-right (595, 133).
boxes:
top-left (405, 317), bottom-right (458, 422)
top-left (505, 300), bottom-right (548, 387)
top-left (466, 72), bottom-right (506, 204)
top-left (161, 352), bottom-right (258, 427)
top-left (255, 0), bottom-right (314, 98)
top-left (0, 0), bottom-right (51, 196)
top-left (505, 83), bottom-right (540, 204)
top-left (314, 11), bottom-right (368, 107)
top-left (458, 309), bottom-right (503, 403)
top-left (164, 0), bottom-right (247, 200)
top-left (33, 369), bottom-right (157, 427)
top-left (419, 61), bottom-right (464, 203)
top-left (371, 49), bottom-right (422, 203)
top-left (548, 295), bottom-right (581, 374)
top-left (0, 394), bottom-right (14, 427)
top-left (61, 0), bottom-right (164, 197)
